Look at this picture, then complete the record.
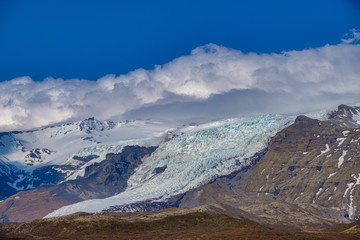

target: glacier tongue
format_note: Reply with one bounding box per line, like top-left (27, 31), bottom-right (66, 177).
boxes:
top-left (45, 114), bottom-right (294, 218)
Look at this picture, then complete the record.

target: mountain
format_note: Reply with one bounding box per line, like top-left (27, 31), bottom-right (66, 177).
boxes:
top-left (2, 104), bottom-right (360, 231)
top-left (328, 104), bottom-right (360, 128)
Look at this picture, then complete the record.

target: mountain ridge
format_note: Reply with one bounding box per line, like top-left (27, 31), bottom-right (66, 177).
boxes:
top-left (1, 104), bottom-right (360, 230)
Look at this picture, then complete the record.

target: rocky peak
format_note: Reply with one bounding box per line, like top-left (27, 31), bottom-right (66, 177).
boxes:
top-left (294, 115), bottom-right (320, 127)
top-left (79, 117), bottom-right (116, 134)
top-left (327, 104), bottom-right (360, 128)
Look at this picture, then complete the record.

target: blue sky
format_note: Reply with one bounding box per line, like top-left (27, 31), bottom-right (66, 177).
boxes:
top-left (1, 0), bottom-right (359, 81)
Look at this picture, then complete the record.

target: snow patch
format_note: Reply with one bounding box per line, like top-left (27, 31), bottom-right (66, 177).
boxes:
top-left (6, 175), bottom-right (27, 191)
top-left (52, 167), bottom-right (73, 177)
top-left (344, 173), bottom-right (360, 219)
top-left (343, 130), bottom-right (350, 136)
top-left (338, 150), bottom-right (348, 168)
top-left (344, 183), bottom-right (354, 198)
top-left (328, 172), bottom-right (336, 179)
top-left (316, 187), bottom-right (323, 197)
top-left (337, 137), bottom-right (346, 147)
top-left (318, 144), bottom-right (330, 157)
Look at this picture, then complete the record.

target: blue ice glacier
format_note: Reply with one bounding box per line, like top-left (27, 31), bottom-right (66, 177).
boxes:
top-left (45, 114), bottom-right (294, 218)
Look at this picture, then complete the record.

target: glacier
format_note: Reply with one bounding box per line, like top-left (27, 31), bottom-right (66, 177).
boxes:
top-left (45, 114), bottom-right (295, 218)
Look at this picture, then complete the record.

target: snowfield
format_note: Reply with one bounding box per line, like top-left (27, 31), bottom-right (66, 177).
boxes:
top-left (0, 118), bottom-right (170, 170)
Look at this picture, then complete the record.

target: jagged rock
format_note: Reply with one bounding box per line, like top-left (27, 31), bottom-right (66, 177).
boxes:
top-left (79, 117), bottom-right (116, 134)
top-left (24, 148), bottom-right (54, 166)
top-left (152, 165), bottom-right (167, 174)
top-left (328, 104), bottom-right (360, 128)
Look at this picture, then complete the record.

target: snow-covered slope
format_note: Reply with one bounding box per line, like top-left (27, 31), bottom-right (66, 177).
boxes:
top-left (45, 114), bottom-right (295, 218)
top-left (0, 118), bottom-right (169, 169)
top-left (0, 118), bottom-right (171, 194)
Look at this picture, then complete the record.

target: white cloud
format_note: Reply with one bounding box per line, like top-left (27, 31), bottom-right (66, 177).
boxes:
top-left (1, 42), bottom-right (360, 131)
top-left (341, 29), bottom-right (360, 44)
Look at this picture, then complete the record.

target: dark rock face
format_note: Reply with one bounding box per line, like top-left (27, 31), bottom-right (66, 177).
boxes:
top-left (0, 181), bottom-right (17, 200)
top-left (0, 161), bottom-right (24, 200)
top-left (56, 145), bottom-right (158, 200)
top-left (31, 165), bottom-right (78, 187)
top-left (0, 163), bottom-right (86, 199)
top-left (0, 145), bottom-right (157, 222)
top-left (152, 165), bottom-right (167, 174)
top-left (72, 155), bottom-right (99, 162)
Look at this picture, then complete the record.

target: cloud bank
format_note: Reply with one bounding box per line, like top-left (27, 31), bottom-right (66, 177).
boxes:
top-left (1, 42), bottom-right (360, 131)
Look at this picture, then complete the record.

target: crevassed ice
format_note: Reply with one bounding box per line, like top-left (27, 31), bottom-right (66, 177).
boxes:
top-left (45, 114), bottom-right (294, 218)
